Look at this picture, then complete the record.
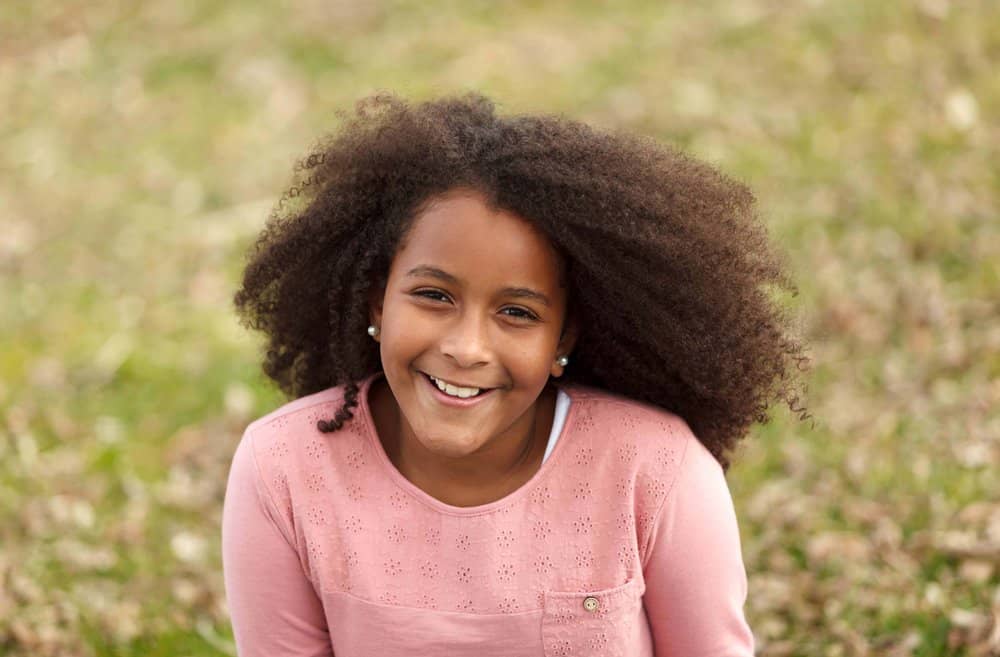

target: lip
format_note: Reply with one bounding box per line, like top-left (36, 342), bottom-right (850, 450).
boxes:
top-left (418, 371), bottom-right (499, 408)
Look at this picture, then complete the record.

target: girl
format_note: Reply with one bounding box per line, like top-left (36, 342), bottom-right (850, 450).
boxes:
top-left (223, 91), bottom-right (810, 656)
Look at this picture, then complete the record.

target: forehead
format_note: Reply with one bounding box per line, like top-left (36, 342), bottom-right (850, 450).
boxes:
top-left (391, 191), bottom-right (563, 288)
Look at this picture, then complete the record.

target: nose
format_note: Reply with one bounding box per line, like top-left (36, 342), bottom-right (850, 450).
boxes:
top-left (439, 310), bottom-right (492, 368)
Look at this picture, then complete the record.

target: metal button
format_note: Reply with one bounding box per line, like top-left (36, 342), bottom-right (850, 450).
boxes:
top-left (583, 596), bottom-right (600, 612)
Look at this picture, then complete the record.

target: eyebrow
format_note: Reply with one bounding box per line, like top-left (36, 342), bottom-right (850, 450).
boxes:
top-left (405, 265), bottom-right (552, 307)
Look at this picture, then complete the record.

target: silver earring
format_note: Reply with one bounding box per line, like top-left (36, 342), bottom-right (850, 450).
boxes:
top-left (367, 325), bottom-right (379, 337)
top-left (557, 356), bottom-right (569, 367)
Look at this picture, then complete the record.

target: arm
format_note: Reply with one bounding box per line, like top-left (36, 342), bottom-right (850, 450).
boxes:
top-left (641, 435), bottom-right (756, 657)
top-left (222, 428), bottom-right (334, 657)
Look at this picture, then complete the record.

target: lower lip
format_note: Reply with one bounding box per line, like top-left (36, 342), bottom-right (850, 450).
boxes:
top-left (419, 372), bottom-right (498, 408)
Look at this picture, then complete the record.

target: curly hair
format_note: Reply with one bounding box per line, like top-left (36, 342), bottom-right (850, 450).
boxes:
top-left (233, 90), bottom-right (811, 472)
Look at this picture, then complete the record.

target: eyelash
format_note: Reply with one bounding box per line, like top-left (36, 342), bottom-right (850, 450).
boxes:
top-left (413, 290), bottom-right (539, 321)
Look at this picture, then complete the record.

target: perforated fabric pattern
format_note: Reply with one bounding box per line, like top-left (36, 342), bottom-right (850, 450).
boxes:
top-left (223, 371), bottom-right (753, 656)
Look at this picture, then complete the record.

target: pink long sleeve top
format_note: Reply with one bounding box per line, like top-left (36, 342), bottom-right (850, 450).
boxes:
top-left (222, 371), bottom-right (755, 656)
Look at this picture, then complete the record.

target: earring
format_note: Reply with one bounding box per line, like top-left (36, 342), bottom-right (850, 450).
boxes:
top-left (367, 325), bottom-right (379, 337)
top-left (557, 356), bottom-right (569, 367)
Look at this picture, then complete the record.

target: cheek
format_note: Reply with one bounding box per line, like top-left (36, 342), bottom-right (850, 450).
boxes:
top-left (381, 303), bottom-right (432, 346)
top-left (508, 336), bottom-right (561, 375)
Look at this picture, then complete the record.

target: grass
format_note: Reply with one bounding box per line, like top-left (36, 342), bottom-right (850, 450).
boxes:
top-left (1, 0), bottom-right (998, 655)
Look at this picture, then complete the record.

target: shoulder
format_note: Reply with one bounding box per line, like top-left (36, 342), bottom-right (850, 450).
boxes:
top-left (563, 382), bottom-right (703, 532)
top-left (233, 380), bottom-right (366, 525)
top-left (238, 380), bottom-right (361, 485)
top-left (245, 384), bottom-right (350, 439)
top-left (563, 382), bottom-right (697, 455)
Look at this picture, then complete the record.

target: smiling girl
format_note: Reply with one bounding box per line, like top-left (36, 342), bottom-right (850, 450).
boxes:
top-left (223, 91), bottom-right (810, 656)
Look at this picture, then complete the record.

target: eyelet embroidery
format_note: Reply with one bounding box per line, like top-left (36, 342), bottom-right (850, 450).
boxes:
top-left (497, 529), bottom-right (515, 549)
top-left (553, 608), bottom-right (575, 625)
top-left (656, 444), bottom-right (678, 467)
top-left (532, 519), bottom-right (553, 540)
top-left (617, 544), bottom-right (632, 567)
top-left (268, 439), bottom-right (289, 460)
top-left (541, 578), bottom-right (644, 657)
top-left (530, 484), bottom-right (553, 506)
top-left (305, 471), bottom-right (326, 493)
top-left (344, 515), bottom-right (363, 533)
top-left (617, 441), bottom-right (638, 464)
top-left (646, 477), bottom-right (668, 502)
top-left (574, 548), bottom-right (595, 569)
top-left (306, 537), bottom-right (326, 561)
top-left (251, 387), bottom-right (690, 638)
top-left (589, 631), bottom-right (610, 650)
top-left (305, 505), bottom-right (327, 526)
top-left (635, 510), bottom-right (654, 543)
top-left (345, 449), bottom-right (366, 469)
top-left (388, 491), bottom-right (409, 510)
top-left (498, 596), bottom-right (520, 613)
top-left (304, 438), bottom-right (326, 460)
top-left (496, 562), bottom-right (515, 583)
top-left (533, 554), bottom-right (554, 575)
top-left (572, 515), bottom-right (593, 534)
top-left (386, 524), bottom-right (405, 543)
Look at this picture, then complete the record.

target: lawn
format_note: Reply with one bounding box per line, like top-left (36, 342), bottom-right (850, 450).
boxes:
top-left (1, 1), bottom-right (997, 655)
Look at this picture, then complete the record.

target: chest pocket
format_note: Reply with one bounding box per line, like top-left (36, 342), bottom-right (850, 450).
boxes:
top-left (541, 575), bottom-right (646, 656)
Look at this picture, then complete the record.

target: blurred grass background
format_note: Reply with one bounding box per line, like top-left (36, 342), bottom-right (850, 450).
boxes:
top-left (1, 1), bottom-right (998, 655)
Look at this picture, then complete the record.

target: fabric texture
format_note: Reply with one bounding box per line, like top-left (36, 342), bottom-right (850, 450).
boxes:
top-left (222, 371), bottom-right (755, 656)
top-left (541, 387), bottom-right (570, 464)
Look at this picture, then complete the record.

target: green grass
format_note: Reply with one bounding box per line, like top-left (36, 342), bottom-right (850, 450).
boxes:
top-left (1, 0), bottom-right (997, 655)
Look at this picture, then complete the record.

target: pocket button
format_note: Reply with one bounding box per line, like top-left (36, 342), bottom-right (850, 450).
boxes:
top-left (582, 596), bottom-right (600, 612)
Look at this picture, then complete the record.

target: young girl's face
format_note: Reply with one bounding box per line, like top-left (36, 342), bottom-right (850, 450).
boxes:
top-left (368, 188), bottom-right (576, 461)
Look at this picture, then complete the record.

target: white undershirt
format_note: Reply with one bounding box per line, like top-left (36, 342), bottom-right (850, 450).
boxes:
top-left (541, 388), bottom-right (571, 464)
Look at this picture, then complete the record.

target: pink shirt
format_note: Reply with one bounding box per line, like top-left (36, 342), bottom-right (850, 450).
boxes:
top-left (222, 371), bottom-right (755, 656)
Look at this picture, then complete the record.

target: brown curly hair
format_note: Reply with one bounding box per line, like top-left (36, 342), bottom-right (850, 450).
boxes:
top-left (233, 90), bottom-right (811, 472)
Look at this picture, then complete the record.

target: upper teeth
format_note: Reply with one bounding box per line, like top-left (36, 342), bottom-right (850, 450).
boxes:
top-left (429, 375), bottom-right (482, 398)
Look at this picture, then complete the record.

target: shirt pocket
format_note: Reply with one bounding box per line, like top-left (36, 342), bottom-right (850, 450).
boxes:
top-left (540, 575), bottom-right (646, 657)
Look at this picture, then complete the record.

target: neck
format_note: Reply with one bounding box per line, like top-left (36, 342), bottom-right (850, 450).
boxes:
top-left (370, 378), bottom-right (555, 506)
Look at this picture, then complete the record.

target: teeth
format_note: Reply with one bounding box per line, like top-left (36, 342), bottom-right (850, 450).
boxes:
top-left (429, 375), bottom-right (481, 398)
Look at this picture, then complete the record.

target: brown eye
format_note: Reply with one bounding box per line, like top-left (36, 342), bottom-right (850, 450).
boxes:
top-left (414, 290), bottom-right (450, 302)
top-left (501, 307), bottom-right (538, 321)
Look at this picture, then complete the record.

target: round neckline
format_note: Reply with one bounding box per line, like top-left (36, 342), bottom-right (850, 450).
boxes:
top-left (355, 370), bottom-right (581, 517)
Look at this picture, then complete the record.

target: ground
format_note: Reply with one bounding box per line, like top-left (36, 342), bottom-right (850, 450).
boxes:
top-left (1, 1), bottom-right (997, 655)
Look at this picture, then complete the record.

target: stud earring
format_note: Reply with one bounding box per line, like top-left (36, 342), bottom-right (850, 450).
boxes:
top-left (557, 356), bottom-right (569, 367)
top-left (367, 325), bottom-right (379, 338)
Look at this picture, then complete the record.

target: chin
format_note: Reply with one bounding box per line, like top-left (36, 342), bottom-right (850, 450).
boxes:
top-left (417, 430), bottom-right (484, 457)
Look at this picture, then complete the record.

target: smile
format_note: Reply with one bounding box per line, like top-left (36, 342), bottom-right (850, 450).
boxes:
top-left (419, 371), bottom-right (498, 407)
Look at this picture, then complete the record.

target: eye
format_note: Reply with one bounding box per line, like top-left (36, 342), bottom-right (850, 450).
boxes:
top-left (501, 307), bottom-right (539, 321)
top-left (413, 289), bottom-right (450, 302)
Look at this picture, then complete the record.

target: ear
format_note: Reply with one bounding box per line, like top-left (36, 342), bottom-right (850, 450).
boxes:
top-left (550, 314), bottom-right (579, 378)
top-left (367, 282), bottom-right (386, 343)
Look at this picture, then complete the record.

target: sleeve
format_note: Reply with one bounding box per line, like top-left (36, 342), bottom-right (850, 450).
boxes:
top-left (640, 435), bottom-right (756, 657)
top-left (222, 427), bottom-right (335, 657)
